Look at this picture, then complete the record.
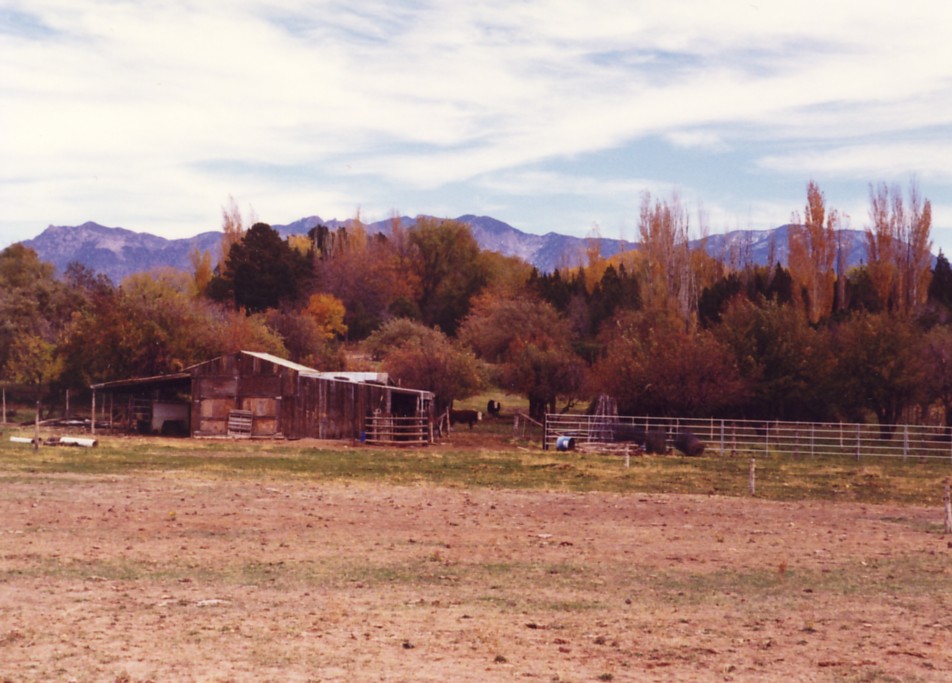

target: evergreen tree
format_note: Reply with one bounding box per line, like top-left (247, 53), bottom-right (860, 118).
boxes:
top-left (219, 223), bottom-right (311, 313)
top-left (928, 251), bottom-right (952, 310)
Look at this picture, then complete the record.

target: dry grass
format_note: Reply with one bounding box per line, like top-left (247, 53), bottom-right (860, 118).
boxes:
top-left (2, 466), bottom-right (950, 681)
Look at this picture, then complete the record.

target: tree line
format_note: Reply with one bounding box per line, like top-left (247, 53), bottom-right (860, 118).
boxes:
top-left (2, 181), bottom-right (949, 433)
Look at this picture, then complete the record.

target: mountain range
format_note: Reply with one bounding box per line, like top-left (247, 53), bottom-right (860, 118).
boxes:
top-left (20, 215), bottom-right (874, 284)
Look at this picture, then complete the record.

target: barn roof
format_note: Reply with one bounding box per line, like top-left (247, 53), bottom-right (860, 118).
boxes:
top-left (91, 350), bottom-right (430, 398)
top-left (214, 350), bottom-right (322, 377)
top-left (90, 371), bottom-right (191, 392)
top-left (90, 350), bottom-right (314, 391)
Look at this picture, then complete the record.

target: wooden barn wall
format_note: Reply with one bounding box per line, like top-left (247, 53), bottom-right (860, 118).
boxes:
top-left (190, 353), bottom-right (300, 437)
top-left (188, 352), bottom-right (433, 440)
top-left (291, 378), bottom-right (428, 441)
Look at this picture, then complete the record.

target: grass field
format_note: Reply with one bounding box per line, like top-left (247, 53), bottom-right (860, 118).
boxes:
top-left (2, 421), bottom-right (951, 506)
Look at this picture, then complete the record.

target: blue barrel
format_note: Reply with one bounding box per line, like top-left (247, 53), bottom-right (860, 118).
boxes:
top-left (555, 436), bottom-right (575, 451)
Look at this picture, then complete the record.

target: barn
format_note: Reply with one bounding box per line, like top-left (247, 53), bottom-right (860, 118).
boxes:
top-left (89, 351), bottom-right (435, 444)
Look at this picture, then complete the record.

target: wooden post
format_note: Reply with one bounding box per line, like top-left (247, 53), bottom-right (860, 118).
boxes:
top-left (624, 445), bottom-right (630, 469)
top-left (34, 400), bottom-right (40, 451)
top-left (91, 390), bottom-right (96, 436)
top-left (748, 458), bottom-right (756, 496)
top-left (944, 480), bottom-right (952, 535)
top-left (1, 386), bottom-right (5, 426)
top-left (65, 388), bottom-right (70, 420)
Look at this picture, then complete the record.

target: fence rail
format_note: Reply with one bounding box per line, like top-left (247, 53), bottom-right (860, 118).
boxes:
top-left (364, 415), bottom-right (431, 446)
top-left (544, 414), bottom-right (952, 462)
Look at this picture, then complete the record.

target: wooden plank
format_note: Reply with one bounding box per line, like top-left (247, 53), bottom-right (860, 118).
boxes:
top-left (227, 410), bottom-right (254, 437)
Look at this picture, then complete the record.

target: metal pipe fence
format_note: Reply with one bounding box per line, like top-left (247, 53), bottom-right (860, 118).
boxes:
top-left (543, 414), bottom-right (952, 462)
top-left (364, 415), bottom-right (431, 446)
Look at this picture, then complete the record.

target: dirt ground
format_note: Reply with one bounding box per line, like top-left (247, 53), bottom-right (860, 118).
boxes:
top-left (2, 459), bottom-right (951, 682)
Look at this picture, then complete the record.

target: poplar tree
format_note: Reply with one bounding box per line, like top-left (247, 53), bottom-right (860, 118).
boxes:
top-left (636, 192), bottom-right (696, 330)
top-left (788, 181), bottom-right (838, 323)
top-left (865, 180), bottom-right (932, 315)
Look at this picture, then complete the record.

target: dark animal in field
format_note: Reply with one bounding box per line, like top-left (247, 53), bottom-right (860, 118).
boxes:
top-left (612, 424), bottom-right (646, 444)
top-left (608, 424), bottom-right (665, 453)
top-left (643, 430), bottom-right (667, 454)
top-left (673, 430), bottom-right (705, 456)
top-left (450, 409), bottom-right (482, 429)
top-left (487, 400), bottom-right (501, 417)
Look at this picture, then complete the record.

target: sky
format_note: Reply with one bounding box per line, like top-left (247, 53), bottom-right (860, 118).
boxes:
top-left (4, 0), bottom-right (952, 254)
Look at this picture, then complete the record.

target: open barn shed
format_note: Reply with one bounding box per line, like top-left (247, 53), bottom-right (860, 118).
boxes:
top-left (90, 351), bottom-right (435, 444)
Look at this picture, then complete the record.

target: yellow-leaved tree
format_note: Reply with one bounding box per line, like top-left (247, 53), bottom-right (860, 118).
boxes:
top-left (305, 293), bottom-right (348, 340)
top-left (788, 180), bottom-right (839, 324)
top-left (636, 191), bottom-right (696, 330)
top-left (865, 179), bottom-right (932, 315)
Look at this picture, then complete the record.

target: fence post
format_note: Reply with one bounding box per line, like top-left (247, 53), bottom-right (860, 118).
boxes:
top-left (944, 480), bottom-right (952, 534)
top-left (903, 425), bottom-right (909, 461)
top-left (855, 424), bottom-right (861, 462)
top-left (720, 419), bottom-right (725, 457)
top-left (34, 401), bottom-right (40, 451)
top-left (749, 458), bottom-right (756, 496)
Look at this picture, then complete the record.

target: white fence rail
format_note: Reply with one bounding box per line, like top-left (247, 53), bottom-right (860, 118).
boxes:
top-left (543, 414), bottom-right (952, 462)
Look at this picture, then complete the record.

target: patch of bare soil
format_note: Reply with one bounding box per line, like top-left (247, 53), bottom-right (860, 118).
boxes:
top-left (1, 468), bottom-right (951, 682)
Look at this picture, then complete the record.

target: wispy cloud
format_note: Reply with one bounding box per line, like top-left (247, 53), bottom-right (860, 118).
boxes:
top-left (759, 140), bottom-right (952, 184)
top-left (3, 0), bottom-right (952, 250)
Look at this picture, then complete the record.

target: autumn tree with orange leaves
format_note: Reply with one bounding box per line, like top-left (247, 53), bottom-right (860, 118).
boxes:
top-left (865, 179), bottom-right (933, 315)
top-left (636, 191), bottom-right (696, 330)
top-left (788, 181), bottom-right (839, 323)
top-left (459, 294), bottom-right (584, 420)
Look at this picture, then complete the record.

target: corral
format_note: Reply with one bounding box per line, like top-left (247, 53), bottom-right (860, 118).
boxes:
top-left (89, 350), bottom-right (435, 443)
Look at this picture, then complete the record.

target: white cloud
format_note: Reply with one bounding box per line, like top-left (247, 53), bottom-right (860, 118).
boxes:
top-left (2, 0), bottom-right (952, 247)
top-left (758, 142), bottom-right (952, 184)
top-left (664, 130), bottom-right (730, 152)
